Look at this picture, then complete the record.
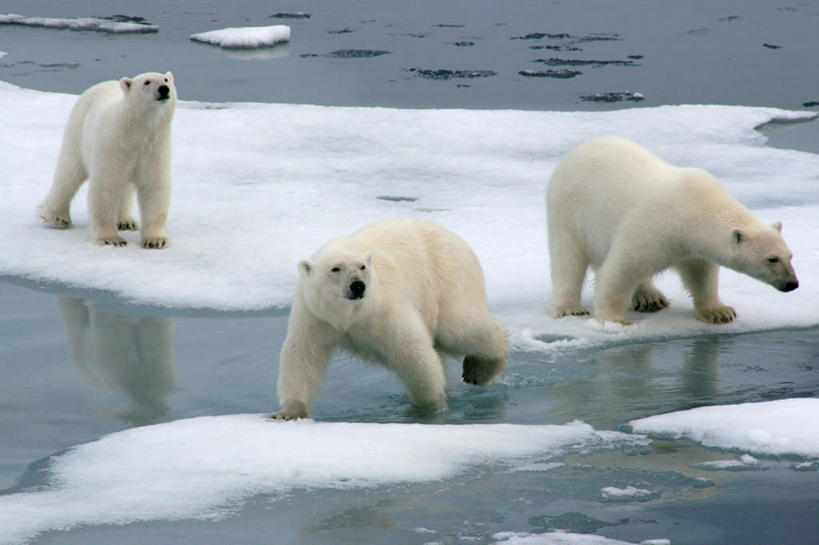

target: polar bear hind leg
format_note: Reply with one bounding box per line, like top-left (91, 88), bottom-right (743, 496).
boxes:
top-left (547, 230), bottom-right (591, 317)
top-left (40, 150), bottom-right (87, 229)
top-left (631, 279), bottom-right (669, 312)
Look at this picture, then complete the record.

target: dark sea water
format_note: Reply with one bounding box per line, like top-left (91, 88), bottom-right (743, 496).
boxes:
top-left (1, 1), bottom-right (818, 544)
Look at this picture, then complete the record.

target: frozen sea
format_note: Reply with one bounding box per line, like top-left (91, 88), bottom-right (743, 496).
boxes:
top-left (1, 1), bottom-right (818, 544)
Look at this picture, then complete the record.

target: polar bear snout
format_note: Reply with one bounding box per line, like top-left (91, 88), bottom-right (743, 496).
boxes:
top-left (348, 279), bottom-right (366, 300)
top-left (157, 85), bottom-right (170, 101)
top-left (775, 278), bottom-right (799, 292)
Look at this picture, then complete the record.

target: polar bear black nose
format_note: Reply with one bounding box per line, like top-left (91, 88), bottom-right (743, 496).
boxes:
top-left (349, 280), bottom-right (366, 299)
top-left (782, 280), bottom-right (799, 292)
top-left (157, 85), bottom-right (170, 99)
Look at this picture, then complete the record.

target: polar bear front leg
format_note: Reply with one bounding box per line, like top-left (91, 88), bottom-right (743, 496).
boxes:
top-left (677, 259), bottom-right (736, 323)
top-left (117, 185), bottom-right (139, 231)
top-left (136, 176), bottom-right (170, 249)
top-left (274, 314), bottom-right (334, 420)
top-left (387, 316), bottom-right (447, 411)
top-left (88, 175), bottom-right (127, 246)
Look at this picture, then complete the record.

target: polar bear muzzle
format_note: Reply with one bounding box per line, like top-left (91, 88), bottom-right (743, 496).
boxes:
top-left (348, 280), bottom-right (366, 300)
top-left (157, 85), bottom-right (171, 101)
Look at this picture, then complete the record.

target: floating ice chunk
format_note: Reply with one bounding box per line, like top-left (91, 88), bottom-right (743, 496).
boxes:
top-left (189, 25), bottom-right (291, 49)
top-left (630, 399), bottom-right (819, 458)
top-left (600, 485), bottom-right (656, 501)
top-left (0, 416), bottom-right (641, 544)
top-left (494, 530), bottom-right (668, 544)
top-left (695, 454), bottom-right (761, 471)
top-left (0, 13), bottom-right (158, 33)
top-left (0, 50), bottom-right (6, 58)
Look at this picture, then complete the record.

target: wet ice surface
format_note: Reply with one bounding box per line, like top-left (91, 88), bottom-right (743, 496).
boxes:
top-left (1, 0), bottom-right (819, 543)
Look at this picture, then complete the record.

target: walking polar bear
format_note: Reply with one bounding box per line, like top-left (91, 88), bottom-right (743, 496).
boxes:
top-left (274, 219), bottom-right (507, 419)
top-left (39, 72), bottom-right (177, 248)
top-left (546, 136), bottom-right (798, 325)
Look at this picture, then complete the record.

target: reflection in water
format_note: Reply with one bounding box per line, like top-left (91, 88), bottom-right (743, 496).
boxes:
top-left (552, 337), bottom-right (723, 427)
top-left (56, 297), bottom-right (176, 424)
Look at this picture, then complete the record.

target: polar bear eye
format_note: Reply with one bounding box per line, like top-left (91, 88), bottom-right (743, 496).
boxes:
top-left (144, 81), bottom-right (151, 86)
top-left (331, 267), bottom-right (341, 272)
top-left (359, 265), bottom-right (366, 271)
top-left (767, 257), bottom-right (780, 264)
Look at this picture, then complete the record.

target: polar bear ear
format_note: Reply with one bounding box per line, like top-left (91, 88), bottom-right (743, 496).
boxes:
top-left (732, 229), bottom-right (746, 244)
top-left (120, 77), bottom-right (133, 92)
top-left (364, 252), bottom-right (372, 266)
top-left (771, 221), bottom-right (783, 233)
top-left (298, 260), bottom-right (314, 278)
top-left (164, 71), bottom-right (174, 82)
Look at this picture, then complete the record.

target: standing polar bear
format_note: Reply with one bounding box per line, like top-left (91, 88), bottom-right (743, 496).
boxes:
top-left (546, 136), bottom-right (798, 325)
top-left (274, 219), bottom-right (507, 419)
top-left (39, 72), bottom-right (177, 248)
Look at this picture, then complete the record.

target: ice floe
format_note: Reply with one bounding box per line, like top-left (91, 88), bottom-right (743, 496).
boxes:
top-left (189, 25), bottom-right (291, 49)
top-left (0, 416), bottom-right (641, 544)
top-left (0, 81), bottom-right (817, 352)
top-left (629, 398), bottom-right (819, 458)
top-left (0, 13), bottom-right (157, 33)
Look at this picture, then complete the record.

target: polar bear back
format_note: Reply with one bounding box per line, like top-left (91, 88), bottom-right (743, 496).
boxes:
top-left (547, 136), bottom-right (750, 267)
top-left (322, 219), bottom-right (488, 321)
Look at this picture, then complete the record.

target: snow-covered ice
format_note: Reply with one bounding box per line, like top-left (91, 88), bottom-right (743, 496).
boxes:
top-left (0, 416), bottom-right (641, 544)
top-left (0, 81), bottom-right (817, 352)
top-left (630, 398), bottom-right (819, 458)
top-left (0, 13), bottom-right (157, 33)
top-left (600, 485), bottom-right (656, 501)
top-left (189, 25), bottom-right (291, 49)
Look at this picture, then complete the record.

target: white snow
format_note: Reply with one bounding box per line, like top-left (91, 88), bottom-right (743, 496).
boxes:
top-left (630, 398), bottom-right (819, 458)
top-left (189, 25), bottom-right (291, 49)
top-left (600, 485), bottom-right (655, 500)
top-left (0, 13), bottom-right (157, 33)
top-left (494, 531), bottom-right (669, 545)
top-left (695, 454), bottom-right (760, 471)
top-left (0, 81), bottom-right (817, 351)
top-left (0, 416), bottom-right (641, 545)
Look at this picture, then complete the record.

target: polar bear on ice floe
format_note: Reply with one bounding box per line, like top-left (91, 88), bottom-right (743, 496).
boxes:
top-left (546, 136), bottom-right (798, 325)
top-left (39, 72), bottom-right (177, 248)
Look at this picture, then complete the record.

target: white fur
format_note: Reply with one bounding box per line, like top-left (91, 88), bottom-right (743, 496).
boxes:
top-left (39, 72), bottom-right (177, 248)
top-left (275, 219), bottom-right (507, 419)
top-left (546, 136), bottom-right (799, 325)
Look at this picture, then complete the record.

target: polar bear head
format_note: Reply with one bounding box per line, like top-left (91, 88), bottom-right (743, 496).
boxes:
top-left (297, 248), bottom-right (375, 326)
top-left (119, 71), bottom-right (177, 113)
top-left (730, 221), bottom-right (798, 292)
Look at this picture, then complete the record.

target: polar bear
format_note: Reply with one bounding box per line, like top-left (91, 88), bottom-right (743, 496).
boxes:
top-left (39, 72), bottom-right (177, 248)
top-left (274, 219), bottom-right (507, 419)
top-left (546, 136), bottom-right (798, 325)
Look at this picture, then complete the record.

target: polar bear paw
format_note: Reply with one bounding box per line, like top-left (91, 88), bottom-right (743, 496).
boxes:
top-left (462, 355), bottom-right (505, 385)
top-left (97, 234), bottom-right (128, 247)
top-left (40, 209), bottom-right (72, 229)
top-left (270, 400), bottom-right (308, 421)
top-left (117, 218), bottom-right (139, 231)
top-left (696, 305), bottom-right (737, 324)
top-left (631, 289), bottom-right (669, 313)
top-left (547, 303), bottom-right (590, 318)
top-left (141, 237), bottom-right (168, 249)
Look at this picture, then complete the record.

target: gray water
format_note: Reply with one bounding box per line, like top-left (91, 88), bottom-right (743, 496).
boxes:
top-left (1, 1), bottom-right (818, 544)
